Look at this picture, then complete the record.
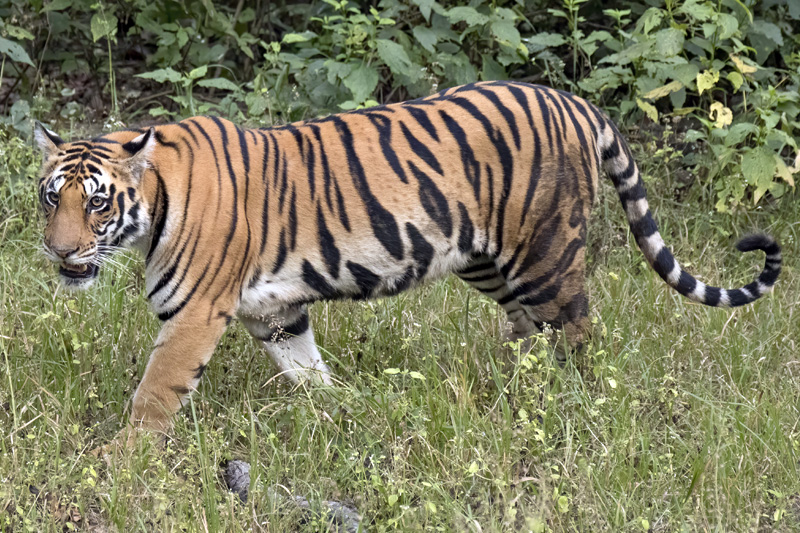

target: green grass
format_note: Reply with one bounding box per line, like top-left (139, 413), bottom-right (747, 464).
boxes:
top-left (1, 137), bottom-right (798, 532)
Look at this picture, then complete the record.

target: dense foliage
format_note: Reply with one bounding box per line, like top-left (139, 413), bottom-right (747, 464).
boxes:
top-left (0, 0), bottom-right (798, 205)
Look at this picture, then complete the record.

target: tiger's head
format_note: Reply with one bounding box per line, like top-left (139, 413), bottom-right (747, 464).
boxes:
top-left (34, 123), bottom-right (156, 289)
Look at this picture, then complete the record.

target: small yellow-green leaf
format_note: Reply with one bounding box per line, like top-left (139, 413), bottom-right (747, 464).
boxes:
top-left (642, 80), bottom-right (683, 100)
top-left (557, 495), bottom-right (569, 513)
top-left (636, 98), bottom-right (658, 122)
top-left (383, 368), bottom-right (401, 375)
top-left (696, 70), bottom-right (719, 95)
top-left (774, 155), bottom-right (796, 187)
top-left (709, 102), bottom-right (732, 128)
top-left (408, 371), bottom-right (426, 381)
top-left (730, 55), bottom-right (757, 75)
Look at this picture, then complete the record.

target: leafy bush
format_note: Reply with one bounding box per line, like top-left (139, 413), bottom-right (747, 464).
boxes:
top-left (0, 0), bottom-right (797, 209)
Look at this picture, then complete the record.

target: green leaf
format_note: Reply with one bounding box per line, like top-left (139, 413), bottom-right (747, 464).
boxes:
top-left (715, 13), bottom-right (739, 40)
top-left (197, 77), bottom-right (239, 92)
top-left (678, 0), bottom-right (715, 21)
top-left (383, 368), bottom-right (401, 375)
top-left (490, 20), bottom-right (520, 48)
top-left (725, 123), bottom-right (759, 146)
top-left (408, 371), bottom-right (426, 381)
top-left (343, 64), bottom-right (379, 103)
top-left (748, 20), bottom-right (783, 47)
top-left (447, 6), bottom-right (489, 26)
top-left (654, 28), bottom-right (684, 57)
top-left (5, 25), bottom-right (35, 41)
top-left (638, 7), bottom-right (664, 34)
top-left (525, 32), bottom-right (567, 52)
top-left (672, 63), bottom-right (700, 86)
top-left (136, 68), bottom-right (183, 84)
top-left (90, 12), bottom-right (118, 42)
top-left (741, 147), bottom-right (776, 203)
top-left (41, 0), bottom-right (73, 12)
top-left (481, 55), bottom-right (506, 80)
top-left (377, 39), bottom-right (419, 79)
top-left (282, 32), bottom-right (315, 44)
top-left (0, 36), bottom-right (34, 66)
top-left (726, 71), bottom-right (744, 92)
top-left (187, 65), bottom-right (208, 80)
top-left (324, 60), bottom-right (352, 84)
top-left (788, 0), bottom-right (800, 19)
top-left (412, 26), bottom-right (438, 53)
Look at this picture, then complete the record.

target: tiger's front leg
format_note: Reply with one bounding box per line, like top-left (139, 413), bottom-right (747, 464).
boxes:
top-left (239, 305), bottom-right (333, 386)
top-left (100, 307), bottom-right (231, 454)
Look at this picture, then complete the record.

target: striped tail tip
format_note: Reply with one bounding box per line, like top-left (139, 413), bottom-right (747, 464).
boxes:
top-left (707, 233), bottom-right (782, 308)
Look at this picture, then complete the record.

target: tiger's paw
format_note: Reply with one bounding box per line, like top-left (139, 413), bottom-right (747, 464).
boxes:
top-left (89, 426), bottom-right (152, 465)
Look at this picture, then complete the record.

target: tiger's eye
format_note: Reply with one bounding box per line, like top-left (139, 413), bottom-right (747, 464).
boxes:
top-left (46, 191), bottom-right (59, 205)
top-left (89, 196), bottom-right (106, 209)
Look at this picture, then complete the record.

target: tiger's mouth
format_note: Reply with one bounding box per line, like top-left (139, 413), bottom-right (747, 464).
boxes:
top-left (58, 262), bottom-right (99, 281)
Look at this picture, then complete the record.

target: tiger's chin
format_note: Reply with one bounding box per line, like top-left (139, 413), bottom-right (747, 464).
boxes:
top-left (58, 262), bottom-right (100, 290)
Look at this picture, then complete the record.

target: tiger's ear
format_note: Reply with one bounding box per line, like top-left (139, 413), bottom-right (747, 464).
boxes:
top-left (121, 127), bottom-right (157, 184)
top-left (34, 122), bottom-right (65, 159)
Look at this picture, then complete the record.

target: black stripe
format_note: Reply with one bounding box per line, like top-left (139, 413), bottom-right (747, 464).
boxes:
top-left (305, 135), bottom-right (316, 199)
top-left (457, 202), bottom-right (474, 254)
top-left (147, 169), bottom-right (169, 260)
top-left (369, 114), bottom-right (408, 183)
top-left (459, 260), bottom-right (495, 275)
top-left (333, 117), bottom-right (404, 260)
top-left (317, 204), bottom-right (340, 279)
top-left (288, 186), bottom-right (297, 250)
top-left (157, 262), bottom-right (211, 321)
top-left (675, 270), bottom-right (697, 296)
top-left (408, 161), bottom-right (452, 238)
top-left (476, 87), bottom-right (520, 150)
top-left (400, 121), bottom-right (443, 175)
top-left (406, 223), bottom-right (434, 279)
top-left (651, 247), bottom-right (675, 281)
top-left (258, 131), bottom-right (270, 255)
top-left (439, 110), bottom-right (481, 202)
top-left (272, 229), bottom-right (288, 274)
top-left (629, 212), bottom-right (658, 239)
top-left (302, 260), bottom-right (338, 299)
top-left (347, 261), bottom-right (381, 299)
top-left (406, 106), bottom-right (440, 141)
top-left (704, 286), bottom-right (721, 306)
top-left (519, 122), bottom-right (542, 227)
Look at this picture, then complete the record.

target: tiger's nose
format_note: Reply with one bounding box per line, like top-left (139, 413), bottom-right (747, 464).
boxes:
top-left (50, 244), bottom-right (79, 259)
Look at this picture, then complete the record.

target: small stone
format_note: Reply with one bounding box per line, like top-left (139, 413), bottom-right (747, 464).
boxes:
top-left (223, 460), bottom-right (250, 503)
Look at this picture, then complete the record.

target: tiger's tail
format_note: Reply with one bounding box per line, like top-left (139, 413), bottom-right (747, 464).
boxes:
top-left (597, 119), bottom-right (781, 307)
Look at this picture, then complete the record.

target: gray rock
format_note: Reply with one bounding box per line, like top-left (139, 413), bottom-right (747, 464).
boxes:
top-left (223, 460), bottom-right (364, 532)
top-left (223, 460), bottom-right (251, 503)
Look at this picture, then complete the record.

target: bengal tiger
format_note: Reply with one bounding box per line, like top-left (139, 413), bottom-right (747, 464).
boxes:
top-left (34, 81), bottom-right (781, 448)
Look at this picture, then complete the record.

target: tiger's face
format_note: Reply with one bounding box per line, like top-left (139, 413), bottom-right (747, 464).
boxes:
top-left (34, 124), bottom-right (155, 289)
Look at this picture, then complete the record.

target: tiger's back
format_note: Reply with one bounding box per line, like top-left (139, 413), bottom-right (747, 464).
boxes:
top-left (34, 80), bottom-right (780, 442)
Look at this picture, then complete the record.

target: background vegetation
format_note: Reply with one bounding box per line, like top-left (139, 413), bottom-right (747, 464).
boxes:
top-left (0, 0), bottom-right (798, 531)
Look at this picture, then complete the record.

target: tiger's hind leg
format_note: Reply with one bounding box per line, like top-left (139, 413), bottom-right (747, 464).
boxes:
top-left (457, 254), bottom-right (543, 350)
top-left (504, 240), bottom-right (591, 365)
top-left (239, 306), bottom-right (333, 386)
